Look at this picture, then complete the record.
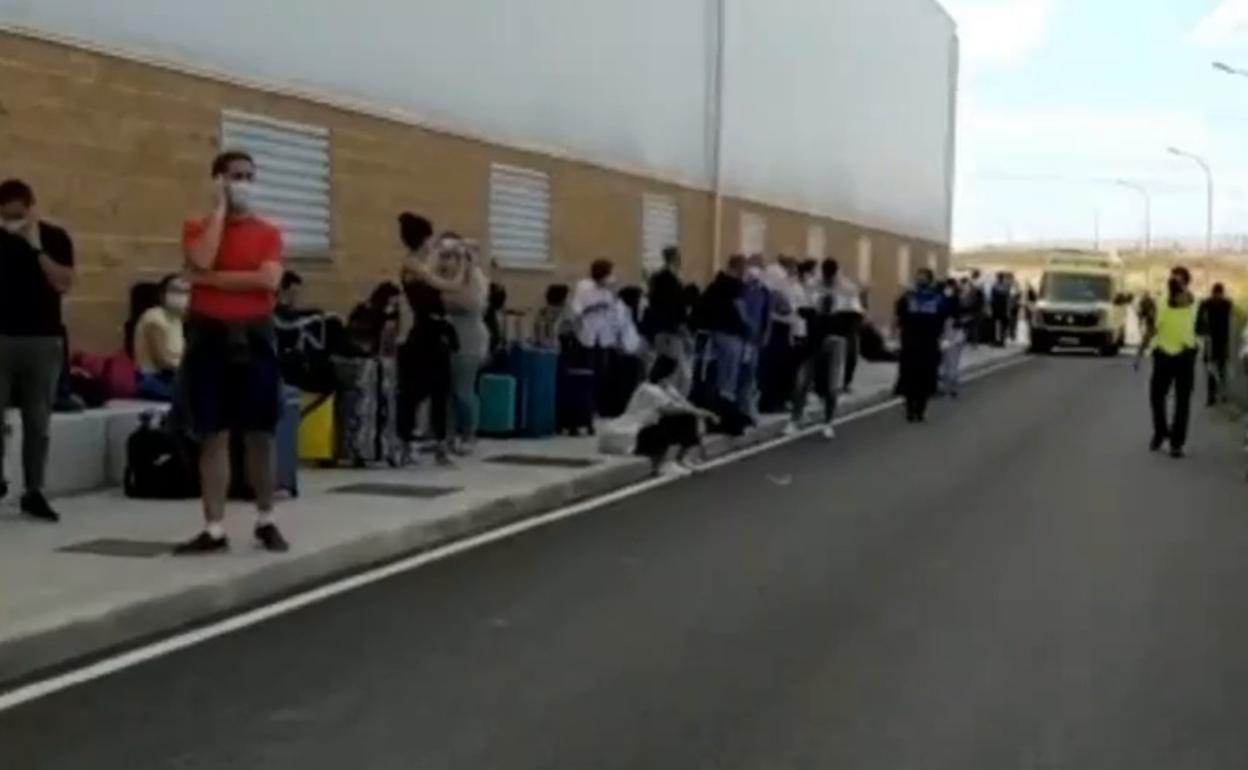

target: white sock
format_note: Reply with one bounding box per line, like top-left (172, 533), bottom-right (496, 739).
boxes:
top-left (206, 522), bottom-right (226, 540)
top-left (257, 511), bottom-right (275, 528)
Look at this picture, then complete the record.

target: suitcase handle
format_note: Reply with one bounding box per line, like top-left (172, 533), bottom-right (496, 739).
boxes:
top-left (300, 392), bottom-right (333, 419)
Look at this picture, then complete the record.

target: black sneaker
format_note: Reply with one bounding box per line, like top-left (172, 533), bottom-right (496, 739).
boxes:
top-left (20, 492), bottom-right (60, 523)
top-left (0, 479), bottom-right (8, 502)
top-left (1170, 446), bottom-right (1186, 459)
top-left (173, 531), bottom-right (229, 555)
top-left (255, 523), bottom-right (290, 553)
top-left (1149, 435), bottom-right (1166, 452)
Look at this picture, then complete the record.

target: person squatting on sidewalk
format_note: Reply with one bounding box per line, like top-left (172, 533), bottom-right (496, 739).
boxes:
top-left (175, 151), bottom-right (289, 554)
top-left (606, 355), bottom-right (718, 475)
top-left (0, 179), bottom-right (76, 523)
top-left (1143, 266), bottom-right (1199, 459)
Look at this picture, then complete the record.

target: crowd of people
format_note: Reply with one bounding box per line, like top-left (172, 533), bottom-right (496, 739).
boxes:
top-left (0, 149), bottom-right (998, 551)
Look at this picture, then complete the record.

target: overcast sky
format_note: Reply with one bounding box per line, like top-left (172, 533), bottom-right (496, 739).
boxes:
top-left (944, 0), bottom-right (1248, 249)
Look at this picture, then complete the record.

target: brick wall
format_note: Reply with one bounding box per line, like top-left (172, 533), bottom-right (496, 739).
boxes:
top-left (0, 31), bottom-right (947, 350)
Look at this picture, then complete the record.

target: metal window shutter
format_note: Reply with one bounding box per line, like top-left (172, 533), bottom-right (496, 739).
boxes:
top-left (857, 236), bottom-right (873, 285)
top-left (642, 194), bottom-right (679, 271)
top-left (897, 244), bottom-right (913, 285)
top-left (740, 212), bottom-right (766, 256)
top-left (221, 110), bottom-right (331, 258)
top-left (806, 225), bottom-right (827, 259)
top-left (489, 164), bottom-right (551, 268)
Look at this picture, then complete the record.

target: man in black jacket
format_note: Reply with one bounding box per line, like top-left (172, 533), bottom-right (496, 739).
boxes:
top-left (1198, 283), bottom-right (1233, 406)
top-left (698, 255), bottom-right (750, 423)
top-left (0, 179), bottom-right (75, 523)
top-left (644, 246), bottom-right (690, 391)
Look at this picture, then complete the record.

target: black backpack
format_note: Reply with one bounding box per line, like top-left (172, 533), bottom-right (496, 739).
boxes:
top-left (123, 412), bottom-right (200, 500)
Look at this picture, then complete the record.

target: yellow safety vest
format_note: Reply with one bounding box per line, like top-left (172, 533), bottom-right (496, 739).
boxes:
top-left (1153, 302), bottom-right (1198, 355)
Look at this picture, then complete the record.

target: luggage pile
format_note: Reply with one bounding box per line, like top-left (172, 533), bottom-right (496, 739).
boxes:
top-left (479, 312), bottom-right (559, 438)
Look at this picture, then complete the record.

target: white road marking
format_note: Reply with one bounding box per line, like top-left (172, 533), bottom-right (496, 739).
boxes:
top-left (0, 355), bottom-right (1027, 712)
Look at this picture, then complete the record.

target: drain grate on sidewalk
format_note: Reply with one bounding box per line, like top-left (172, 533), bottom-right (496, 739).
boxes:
top-left (329, 482), bottom-right (461, 499)
top-left (485, 454), bottom-right (600, 469)
top-left (58, 539), bottom-right (175, 558)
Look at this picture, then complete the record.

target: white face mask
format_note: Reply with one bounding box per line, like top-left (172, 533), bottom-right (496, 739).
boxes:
top-left (227, 181), bottom-right (258, 213)
top-left (2, 219), bottom-right (27, 234)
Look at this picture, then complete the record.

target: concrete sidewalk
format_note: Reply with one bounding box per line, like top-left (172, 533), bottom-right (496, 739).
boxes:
top-left (0, 345), bottom-right (1022, 686)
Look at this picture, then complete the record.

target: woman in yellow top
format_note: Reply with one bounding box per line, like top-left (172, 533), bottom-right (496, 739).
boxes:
top-left (1140, 266), bottom-right (1198, 457)
top-left (132, 274), bottom-right (189, 401)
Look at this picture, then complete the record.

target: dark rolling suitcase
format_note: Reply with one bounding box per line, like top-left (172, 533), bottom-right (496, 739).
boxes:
top-left (558, 367), bottom-right (596, 436)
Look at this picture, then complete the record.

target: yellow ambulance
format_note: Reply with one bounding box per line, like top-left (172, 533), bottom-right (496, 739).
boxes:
top-left (1029, 251), bottom-right (1132, 355)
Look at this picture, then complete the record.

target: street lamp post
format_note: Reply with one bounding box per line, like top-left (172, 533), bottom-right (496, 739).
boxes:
top-left (1114, 179), bottom-right (1152, 254)
top-left (1167, 146), bottom-right (1214, 258)
top-left (1214, 61), bottom-right (1248, 78)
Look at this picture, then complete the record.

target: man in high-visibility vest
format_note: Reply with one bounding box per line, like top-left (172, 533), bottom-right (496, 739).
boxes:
top-left (1140, 266), bottom-right (1199, 458)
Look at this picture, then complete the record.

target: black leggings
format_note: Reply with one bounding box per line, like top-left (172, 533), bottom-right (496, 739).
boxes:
top-left (635, 414), bottom-right (700, 464)
top-left (397, 339), bottom-right (451, 443)
top-left (830, 313), bottom-right (862, 389)
top-left (1151, 349), bottom-right (1196, 449)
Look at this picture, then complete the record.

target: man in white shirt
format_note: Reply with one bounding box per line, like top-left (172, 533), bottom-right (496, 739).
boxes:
top-left (571, 259), bottom-right (619, 351)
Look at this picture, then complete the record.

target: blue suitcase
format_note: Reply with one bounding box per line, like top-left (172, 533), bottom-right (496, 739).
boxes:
top-left (274, 386), bottom-right (300, 496)
top-left (478, 373), bottom-right (518, 437)
top-left (514, 346), bottom-right (558, 438)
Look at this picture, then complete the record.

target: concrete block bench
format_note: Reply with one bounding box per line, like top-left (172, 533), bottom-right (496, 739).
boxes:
top-left (3, 400), bottom-right (169, 498)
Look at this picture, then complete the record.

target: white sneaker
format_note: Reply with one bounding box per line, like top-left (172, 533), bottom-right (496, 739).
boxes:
top-left (821, 424), bottom-right (837, 441)
top-left (658, 461), bottom-right (694, 477)
top-left (783, 422), bottom-right (799, 437)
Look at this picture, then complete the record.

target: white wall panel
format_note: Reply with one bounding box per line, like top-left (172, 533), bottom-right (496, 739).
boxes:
top-left (0, 0), bottom-right (716, 187)
top-left (720, 0), bottom-right (957, 242)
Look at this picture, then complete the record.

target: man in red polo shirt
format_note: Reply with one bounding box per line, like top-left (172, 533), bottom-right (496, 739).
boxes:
top-left (175, 150), bottom-right (288, 554)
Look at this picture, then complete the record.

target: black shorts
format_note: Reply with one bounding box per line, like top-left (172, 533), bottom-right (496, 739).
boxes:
top-left (182, 316), bottom-right (281, 436)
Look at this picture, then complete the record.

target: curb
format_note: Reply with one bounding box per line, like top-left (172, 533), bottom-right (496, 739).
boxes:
top-left (0, 350), bottom-right (1023, 689)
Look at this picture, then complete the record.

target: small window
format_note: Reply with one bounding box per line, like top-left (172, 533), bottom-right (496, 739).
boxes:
top-left (897, 243), bottom-right (913, 285)
top-left (642, 194), bottom-right (680, 272)
top-left (220, 110), bottom-right (332, 258)
top-left (740, 211), bottom-right (767, 256)
top-left (806, 225), bottom-right (827, 259)
top-left (856, 236), bottom-right (873, 285)
top-left (489, 164), bottom-right (551, 269)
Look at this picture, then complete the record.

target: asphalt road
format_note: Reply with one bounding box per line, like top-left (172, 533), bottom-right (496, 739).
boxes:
top-left (5, 354), bottom-right (1248, 769)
